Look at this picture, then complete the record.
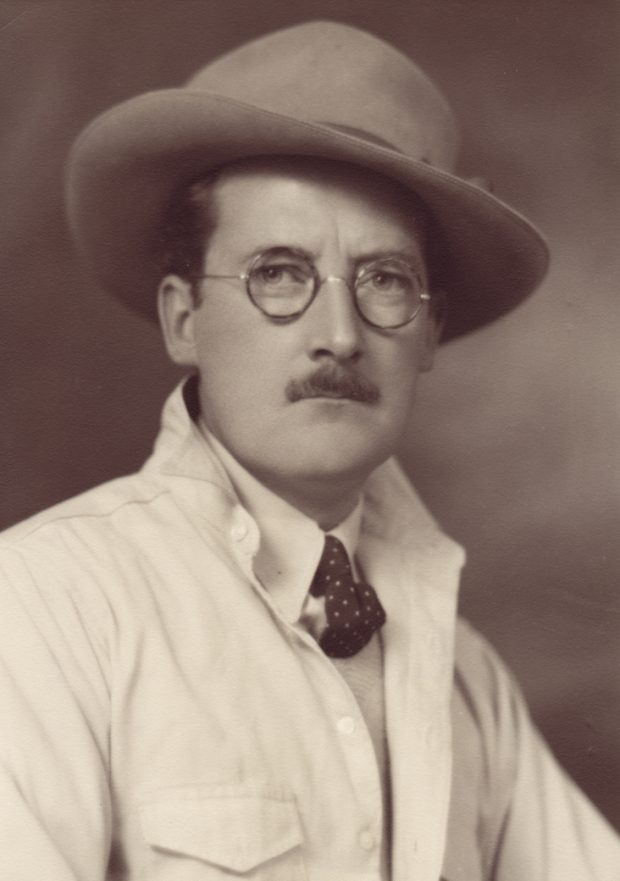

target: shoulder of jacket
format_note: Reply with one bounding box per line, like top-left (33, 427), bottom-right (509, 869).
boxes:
top-left (0, 471), bottom-right (168, 549)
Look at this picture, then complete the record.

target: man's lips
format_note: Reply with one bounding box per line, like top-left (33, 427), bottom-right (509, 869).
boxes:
top-left (286, 364), bottom-right (380, 404)
top-left (301, 391), bottom-right (351, 400)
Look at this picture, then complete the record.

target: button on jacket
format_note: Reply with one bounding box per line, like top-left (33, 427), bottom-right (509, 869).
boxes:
top-left (0, 384), bottom-right (617, 881)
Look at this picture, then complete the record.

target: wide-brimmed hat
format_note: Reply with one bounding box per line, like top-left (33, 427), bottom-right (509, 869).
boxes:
top-left (66, 20), bottom-right (549, 341)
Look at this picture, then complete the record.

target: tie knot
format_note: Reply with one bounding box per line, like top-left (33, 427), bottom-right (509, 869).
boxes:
top-left (309, 534), bottom-right (386, 658)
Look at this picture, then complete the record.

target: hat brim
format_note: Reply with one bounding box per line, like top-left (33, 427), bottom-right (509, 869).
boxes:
top-left (66, 91), bottom-right (549, 341)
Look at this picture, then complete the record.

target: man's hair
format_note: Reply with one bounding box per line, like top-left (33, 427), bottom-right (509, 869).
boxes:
top-left (158, 169), bottom-right (222, 304)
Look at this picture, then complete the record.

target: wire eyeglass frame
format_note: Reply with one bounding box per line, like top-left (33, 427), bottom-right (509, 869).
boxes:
top-left (190, 247), bottom-right (430, 330)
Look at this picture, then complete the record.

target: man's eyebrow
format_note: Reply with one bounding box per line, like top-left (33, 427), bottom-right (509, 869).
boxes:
top-left (237, 244), bottom-right (317, 263)
top-left (353, 248), bottom-right (424, 268)
top-left (236, 245), bottom-right (424, 267)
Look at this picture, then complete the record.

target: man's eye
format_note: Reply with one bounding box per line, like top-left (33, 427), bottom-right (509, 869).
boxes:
top-left (368, 271), bottom-right (405, 291)
top-left (372, 272), bottom-right (393, 287)
top-left (257, 266), bottom-right (280, 283)
top-left (255, 264), bottom-right (305, 285)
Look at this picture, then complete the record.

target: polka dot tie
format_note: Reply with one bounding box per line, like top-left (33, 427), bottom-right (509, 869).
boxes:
top-left (309, 535), bottom-right (386, 658)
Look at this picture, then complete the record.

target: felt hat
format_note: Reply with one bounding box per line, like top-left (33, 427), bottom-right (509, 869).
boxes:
top-left (66, 21), bottom-right (549, 341)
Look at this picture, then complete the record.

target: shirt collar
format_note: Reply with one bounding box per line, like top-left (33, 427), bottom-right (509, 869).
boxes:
top-left (201, 424), bottom-right (363, 623)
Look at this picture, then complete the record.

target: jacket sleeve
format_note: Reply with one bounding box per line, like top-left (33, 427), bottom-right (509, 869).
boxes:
top-left (452, 620), bottom-right (620, 881)
top-left (0, 543), bottom-right (112, 881)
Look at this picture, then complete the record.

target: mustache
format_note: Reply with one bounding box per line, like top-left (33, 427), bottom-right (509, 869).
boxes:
top-left (286, 364), bottom-right (380, 404)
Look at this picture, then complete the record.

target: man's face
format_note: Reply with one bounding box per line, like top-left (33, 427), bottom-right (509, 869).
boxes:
top-left (160, 158), bottom-right (441, 508)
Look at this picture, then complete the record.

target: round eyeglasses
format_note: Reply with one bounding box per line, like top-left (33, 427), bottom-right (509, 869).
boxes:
top-left (191, 247), bottom-right (430, 330)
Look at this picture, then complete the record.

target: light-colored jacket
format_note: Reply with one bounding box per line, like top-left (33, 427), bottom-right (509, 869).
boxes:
top-left (0, 385), bottom-right (617, 881)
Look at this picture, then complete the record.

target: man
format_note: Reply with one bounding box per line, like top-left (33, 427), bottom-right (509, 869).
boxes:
top-left (0, 20), bottom-right (617, 881)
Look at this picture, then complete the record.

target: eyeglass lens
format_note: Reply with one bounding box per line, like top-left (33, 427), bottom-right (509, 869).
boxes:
top-left (247, 248), bottom-right (425, 328)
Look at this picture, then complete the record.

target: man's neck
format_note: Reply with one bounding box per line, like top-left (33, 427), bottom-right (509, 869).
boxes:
top-left (255, 479), bottom-right (359, 532)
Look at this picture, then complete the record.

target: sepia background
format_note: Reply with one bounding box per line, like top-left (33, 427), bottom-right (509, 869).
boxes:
top-left (1, 0), bottom-right (619, 827)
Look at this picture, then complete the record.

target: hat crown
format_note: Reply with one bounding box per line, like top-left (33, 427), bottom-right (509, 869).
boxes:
top-left (187, 21), bottom-right (459, 171)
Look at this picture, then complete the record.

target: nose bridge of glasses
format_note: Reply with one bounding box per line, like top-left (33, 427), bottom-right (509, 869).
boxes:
top-left (322, 274), bottom-right (352, 287)
top-left (315, 274), bottom-right (361, 320)
top-left (311, 273), bottom-right (364, 346)
top-left (319, 273), bottom-right (355, 296)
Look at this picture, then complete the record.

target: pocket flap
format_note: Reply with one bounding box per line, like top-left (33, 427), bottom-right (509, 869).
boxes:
top-left (139, 793), bottom-right (303, 872)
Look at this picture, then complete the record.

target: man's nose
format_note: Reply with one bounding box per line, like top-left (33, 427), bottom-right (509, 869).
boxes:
top-left (306, 276), bottom-right (363, 362)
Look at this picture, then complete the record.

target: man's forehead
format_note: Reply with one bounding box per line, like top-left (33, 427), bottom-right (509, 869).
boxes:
top-left (206, 156), bottom-right (429, 248)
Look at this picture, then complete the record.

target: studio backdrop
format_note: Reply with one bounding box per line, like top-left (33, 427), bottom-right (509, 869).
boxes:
top-left (1, 0), bottom-right (619, 827)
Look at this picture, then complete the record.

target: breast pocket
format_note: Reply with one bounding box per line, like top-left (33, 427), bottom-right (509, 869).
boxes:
top-left (138, 786), bottom-right (307, 880)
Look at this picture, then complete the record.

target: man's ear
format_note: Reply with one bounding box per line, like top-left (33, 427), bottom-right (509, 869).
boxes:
top-left (157, 274), bottom-right (199, 368)
top-left (420, 289), bottom-right (446, 372)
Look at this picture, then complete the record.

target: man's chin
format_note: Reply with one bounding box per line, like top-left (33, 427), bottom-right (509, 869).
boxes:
top-left (284, 432), bottom-right (392, 480)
